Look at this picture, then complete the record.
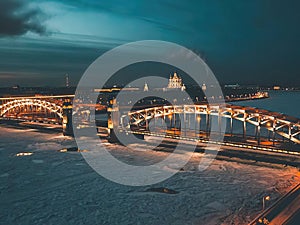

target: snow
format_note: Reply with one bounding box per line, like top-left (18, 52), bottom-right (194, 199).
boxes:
top-left (0, 126), bottom-right (299, 225)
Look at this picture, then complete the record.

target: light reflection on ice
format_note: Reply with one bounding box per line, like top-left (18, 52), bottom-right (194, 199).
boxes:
top-left (15, 152), bottom-right (33, 157)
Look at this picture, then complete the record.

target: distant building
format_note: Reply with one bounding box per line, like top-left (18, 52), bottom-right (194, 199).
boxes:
top-left (224, 84), bottom-right (240, 89)
top-left (273, 86), bottom-right (281, 90)
top-left (167, 72), bottom-right (186, 91)
top-left (12, 85), bottom-right (20, 89)
top-left (143, 82), bottom-right (149, 92)
top-left (168, 72), bottom-right (182, 89)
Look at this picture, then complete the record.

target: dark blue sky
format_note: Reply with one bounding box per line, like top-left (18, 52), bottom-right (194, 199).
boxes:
top-left (0, 0), bottom-right (299, 87)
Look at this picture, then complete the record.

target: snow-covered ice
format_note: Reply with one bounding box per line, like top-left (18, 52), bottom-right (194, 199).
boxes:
top-left (0, 126), bottom-right (299, 225)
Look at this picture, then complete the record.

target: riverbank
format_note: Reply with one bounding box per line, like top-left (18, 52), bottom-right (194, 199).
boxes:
top-left (227, 93), bottom-right (269, 102)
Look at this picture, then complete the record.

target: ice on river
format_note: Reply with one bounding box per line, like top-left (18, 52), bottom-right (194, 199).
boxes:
top-left (0, 127), bottom-right (299, 225)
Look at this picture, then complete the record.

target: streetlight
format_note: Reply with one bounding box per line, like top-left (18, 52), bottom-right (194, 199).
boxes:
top-left (262, 195), bottom-right (270, 211)
top-left (168, 114), bottom-right (173, 134)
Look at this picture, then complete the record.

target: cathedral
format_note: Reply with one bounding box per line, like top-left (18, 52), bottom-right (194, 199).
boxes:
top-left (167, 72), bottom-right (186, 91)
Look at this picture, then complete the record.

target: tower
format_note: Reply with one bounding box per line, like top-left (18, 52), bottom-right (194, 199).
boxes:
top-left (143, 82), bottom-right (149, 92)
top-left (65, 74), bottom-right (69, 87)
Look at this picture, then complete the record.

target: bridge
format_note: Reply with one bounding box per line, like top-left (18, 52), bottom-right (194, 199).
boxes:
top-left (1, 95), bottom-right (300, 151)
top-left (114, 104), bottom-right (300, 148)
top-left (0, 95), bottom-right (74, 135)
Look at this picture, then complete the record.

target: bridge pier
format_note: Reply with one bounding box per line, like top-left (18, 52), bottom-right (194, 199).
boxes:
top-left (206, 113), bottom-right (210, 138)
top-left (272, 120), bottom-right (276, 146)
top-left (243, 113), bottom-right (247, 138)
top-left (107, 102), bottom-right (144, 144)
top-left (230, 115), bottom-right (233, 136)
top-left (62, 101), bottom-right (73, 136)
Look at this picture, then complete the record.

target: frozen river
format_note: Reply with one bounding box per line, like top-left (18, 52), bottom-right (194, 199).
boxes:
top-left (0, 126), bottom-right (299, 225)
top-left (232, 90), bottom-right (300, 119)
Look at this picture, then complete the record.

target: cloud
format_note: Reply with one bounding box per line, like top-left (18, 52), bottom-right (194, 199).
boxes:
top-left (0, 0), bottom-right (47, 36)
top-left (48, 0), bottom-right (186, 34)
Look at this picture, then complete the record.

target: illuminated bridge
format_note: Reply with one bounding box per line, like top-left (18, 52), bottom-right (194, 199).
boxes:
top-left (117, 104), bottom-right (300, 149)
top-left (1, 94), bottom-right (300, 152)
top-left (0, 95), bottom-right (74, 134)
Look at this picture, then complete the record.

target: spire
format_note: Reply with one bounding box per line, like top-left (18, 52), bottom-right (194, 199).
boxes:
top-left (181, 84), bottom-right (186, 91)
top-left (143, 82), bottom-right (149, 92)
top-left (173, 72), bottom-right (178, 79)
top-left (65, 74), bottom-right (69, 87)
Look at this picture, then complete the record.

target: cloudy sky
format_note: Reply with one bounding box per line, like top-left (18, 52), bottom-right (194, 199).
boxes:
top-left (0, 0), bottom-right (299, 87)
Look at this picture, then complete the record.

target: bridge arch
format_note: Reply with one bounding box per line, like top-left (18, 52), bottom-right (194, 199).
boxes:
top-left (0, 99), bottom-right (63, 119)
top-left (120, 104), bottom-right (300, 145)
